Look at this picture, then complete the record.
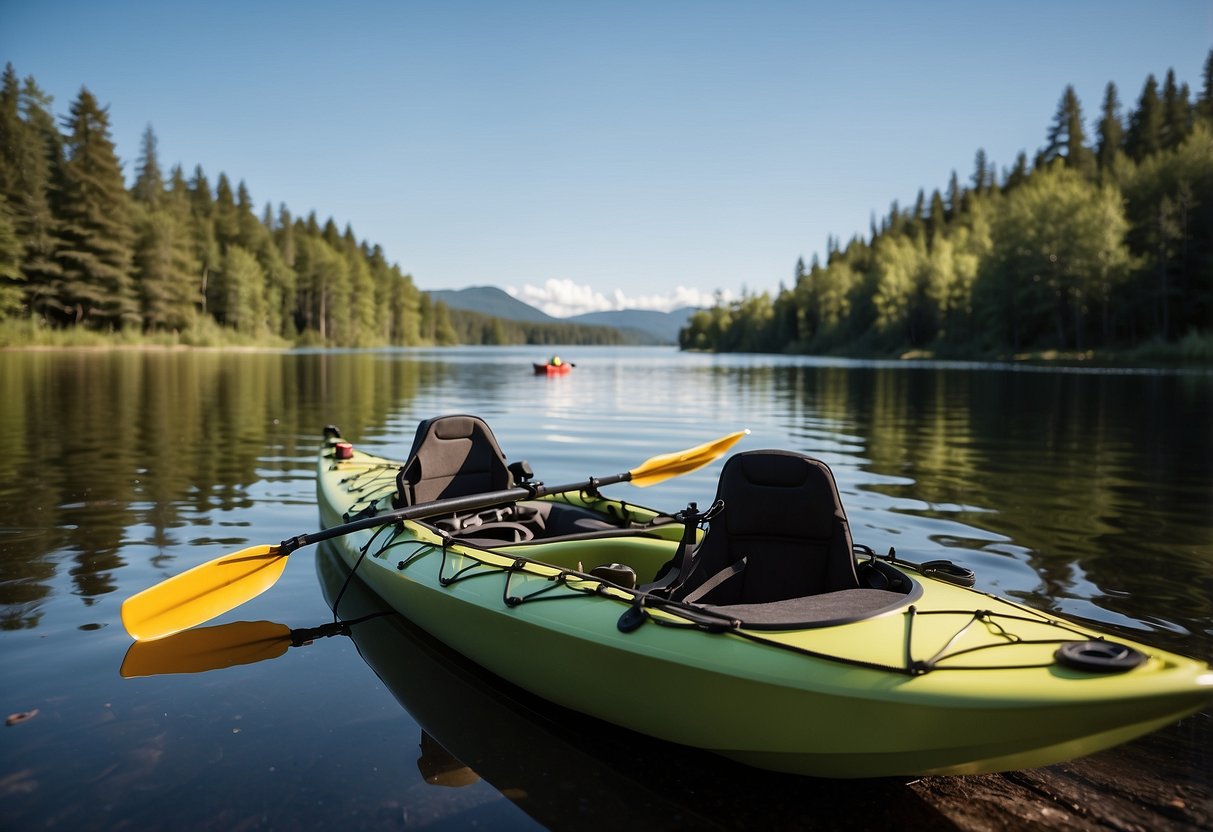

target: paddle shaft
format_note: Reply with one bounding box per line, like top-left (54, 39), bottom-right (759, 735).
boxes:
top-left (122, 428), bottom-right (745, 641)
top-left (282, 472), bottom-right (633, 554)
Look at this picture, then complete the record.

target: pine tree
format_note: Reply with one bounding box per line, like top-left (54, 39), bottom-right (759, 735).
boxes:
top-left (212, 173), bottom-right (239, 248)
top-left (133, 204), bottom-right (198, 331)
top-left (0, 196), bottom-right (23, 315)
top-left (318, 220), bottom-right (352, 343)
top-left (0, 66), bottom-right (28, 315)
top-left (946, 171), bottom-right (962, 219)
top-left (235, 181), bottom-right (263, 250)
top-left (132, 124), bottom-right (163, 207)
top-left (188, 165), bottom-right (212, 215)
top-left (255, 202), bottom-right (295, 338)
top-left (135, 160), bottom-right (198, 332)
top-left (166, 165), bottom-right (191, 221)
top-left (1126, 75), bottom-right (1164, 161)
top-left (1096, 82), bottom-right (1125, 172)
top-left (275, 204), bottom-right (296, 269)
top-left (387, 259), bottom-right (420, 345)
top-left (217, 244), bottom-right (267, 334)
top-left (343, 226), bottom-right (376, 345)
top-left (0, 66), bottom-right (64, 319)
top-left (431, 298), bottom-right (457, 345)
top-left (0, 65), bottom-right (22, 203)
top-left (1197, 48), bottom-right (1213, 126)
top-left (1161, 69), bottom-right (1192, 149)
top-left (885, 201), bottom-right (905, 237)
top-left (927, 189), bottom-right (946, 238)
top-left (1004, 152), bottom-right (1030, 191)
top-left (54, 88), bottom-right (137, 328)
top-left (188, 166), bottom-right (220, 315)
top-left (1043, 85), bottom-right (1096, 177)
top-left (20, 77), bottom-right (67, 317)
top-left (971, 149), bottom-right (996, 193)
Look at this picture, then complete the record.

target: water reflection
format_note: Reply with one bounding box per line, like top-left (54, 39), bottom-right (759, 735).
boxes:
top-left (0, 351), bottom-right (426, 629)
top-left (767, 363), bottom-right (1213, 654)
top-left (1, 349), bottom-right (1209, 656)
top-left (1, 347), bottom-right (1209, 830)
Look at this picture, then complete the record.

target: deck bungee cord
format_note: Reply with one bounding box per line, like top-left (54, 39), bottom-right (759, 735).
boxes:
top-left (362, 517), bottom-right (1143, 678)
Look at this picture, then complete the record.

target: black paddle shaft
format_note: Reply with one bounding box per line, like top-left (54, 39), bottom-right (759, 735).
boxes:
top-left (278, 472), bottom-right (634, 555)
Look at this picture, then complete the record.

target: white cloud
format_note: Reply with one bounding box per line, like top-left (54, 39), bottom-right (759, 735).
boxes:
top-left (506, 279), bottom-right (731, 318)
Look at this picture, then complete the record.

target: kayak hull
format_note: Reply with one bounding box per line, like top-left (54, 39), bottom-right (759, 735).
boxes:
top-left (317, 440), bottom-right (1213, 778)
top-left (533, 362), bottom-right (571, 375)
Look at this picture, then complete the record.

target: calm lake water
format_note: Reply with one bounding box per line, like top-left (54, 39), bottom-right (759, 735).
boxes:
top-left (1, 345), bottom-right (1210, 830)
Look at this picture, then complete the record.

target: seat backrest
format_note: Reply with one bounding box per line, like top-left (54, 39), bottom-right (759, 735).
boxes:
top-left (672, 450), bottom-right (859, 605)
top-left (395, 415), bottom-right (512, 507)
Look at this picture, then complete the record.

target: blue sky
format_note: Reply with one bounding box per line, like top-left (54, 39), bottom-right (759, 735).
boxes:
top-left (2, 1), bottom-right (1210, 315)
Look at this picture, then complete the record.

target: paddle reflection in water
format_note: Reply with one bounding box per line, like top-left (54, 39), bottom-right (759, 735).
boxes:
top-left (119, 619), bottom-right (369, 678)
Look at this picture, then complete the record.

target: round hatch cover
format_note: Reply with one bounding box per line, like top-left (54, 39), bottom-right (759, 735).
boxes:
top-left (1055, 640), bottom-right (1146, 673)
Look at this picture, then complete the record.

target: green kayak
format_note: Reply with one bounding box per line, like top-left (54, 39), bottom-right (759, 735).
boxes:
top-left (317, 415), bottom-right (1212, 779)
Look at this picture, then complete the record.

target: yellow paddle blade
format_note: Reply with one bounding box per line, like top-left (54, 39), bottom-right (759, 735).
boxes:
top-left (120, 620), bottom-right (292, 677)
top-left (628, 429), bottom-right (749, 487)
top-left (121, 544), bottom-right (288, 642)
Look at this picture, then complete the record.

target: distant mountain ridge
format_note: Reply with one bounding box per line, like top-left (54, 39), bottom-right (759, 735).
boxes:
top-left (568, 307), bottom-right (698, 344)
top-left (427, 286), bottom-right (557, 324)
top-left (426, 286), bottom-right (697, 344)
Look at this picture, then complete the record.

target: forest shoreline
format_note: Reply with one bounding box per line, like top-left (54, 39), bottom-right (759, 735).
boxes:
top-left (5, 330), bottom-right (1210, 369)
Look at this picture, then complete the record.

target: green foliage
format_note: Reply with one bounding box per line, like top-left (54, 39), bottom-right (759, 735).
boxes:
top-left (54, 88), bottom-right (138, 329)
top-left (1043, 85), bottom-right (1097, 177)
top-left (872, 233), bottom-right (927, 342)
top-left (132, 203), bottom-right (198, 331)
top-left (1, 64), bottom-right (639, 349)
top-left (217, 245), bottom-right (268, 335)
top-left (1096, 83), bottom-right (1127, 175)
top-left (3, 56), bottom-right (1210, 358)
top-left (132, 125), bottom-right (163, 207)
top-left (1126, 76), bottom-right (1164, 162)
top-left (680, 50), bottom-right (1213, 362)
top-left (0, 67), bottom-right (64, 320)
top-left (1120, 123), bottom-right (1213, 340)
top-left (0, 196), bottom-right (24, 315)
top-left (445, 305), bottom-right (642, 346)
top-left (984, 164), bottom-right (1131, 350)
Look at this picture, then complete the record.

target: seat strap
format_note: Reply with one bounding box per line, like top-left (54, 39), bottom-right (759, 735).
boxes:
top-left (681, 557), bottom-right (747, 604)
top-left (640, 499), bottom-right (723, 597)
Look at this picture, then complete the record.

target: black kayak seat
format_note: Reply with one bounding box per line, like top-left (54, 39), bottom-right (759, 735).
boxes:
top-left (395, 414), bottom-right (513, 507)
top-left (669, 450), bottom-right (861, 606)
top-left (393, 415), bottom-right (619, 541)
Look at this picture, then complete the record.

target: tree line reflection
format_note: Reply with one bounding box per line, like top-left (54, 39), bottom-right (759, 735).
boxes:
top-left (1, 352), bottom-right (1207, 661)
top-left (707, 362), bottom-right (1212, 654)
top-left (0, 351), bottom-right (427, 629)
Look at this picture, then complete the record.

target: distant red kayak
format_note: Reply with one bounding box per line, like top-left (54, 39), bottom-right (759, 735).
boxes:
top-left (533, 362), bottom-right (572, 375)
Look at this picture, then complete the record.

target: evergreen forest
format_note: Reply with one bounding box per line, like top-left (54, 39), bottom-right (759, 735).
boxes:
top-left (2, 55), bottom-right (1211, 357)
top-left (681, 51), bottom-right (1213, 361)
top-left (0, 64), bottom-right (639, 348)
